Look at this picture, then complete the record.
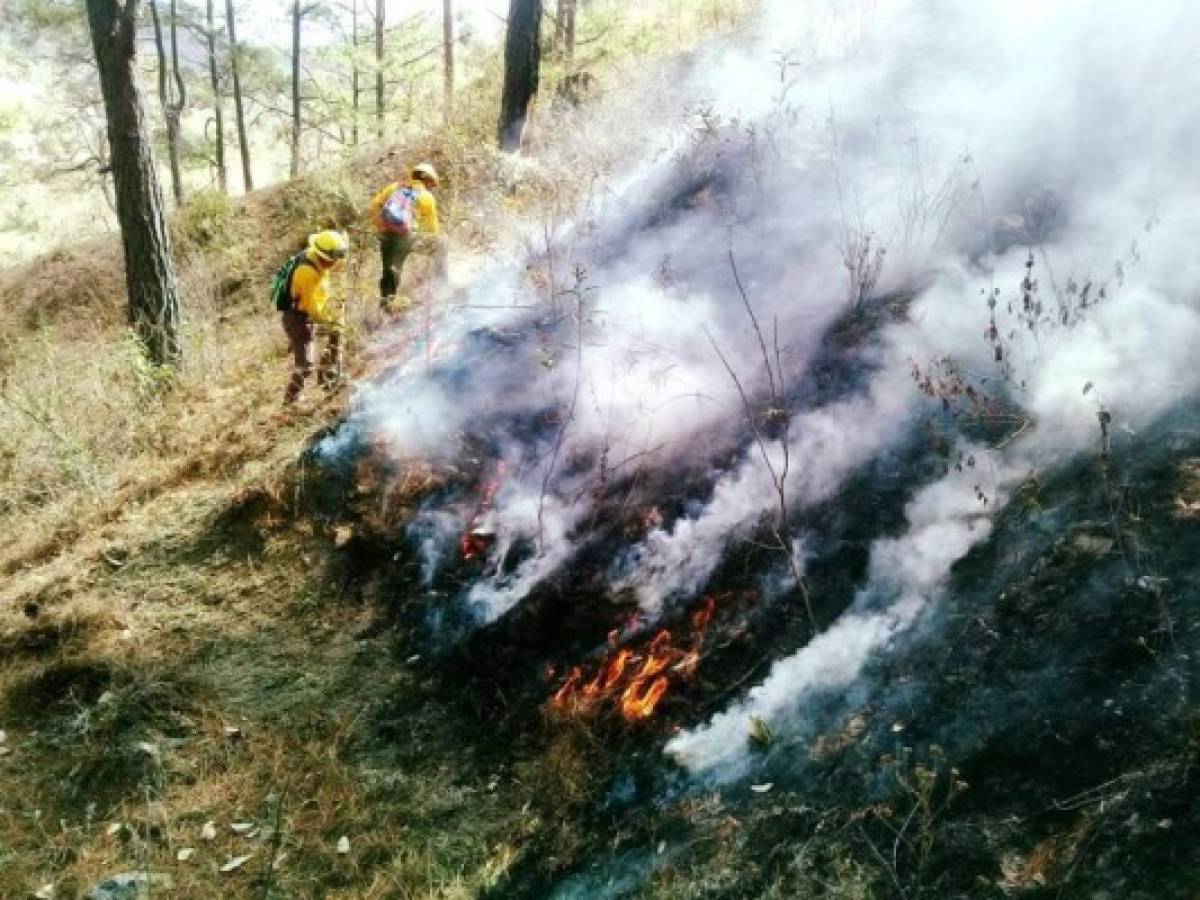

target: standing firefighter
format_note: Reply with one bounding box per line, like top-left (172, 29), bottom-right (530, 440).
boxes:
top-left (369, 162), bottom-right (445, 311)
top-left (272, 230), bottom-right (350, 405)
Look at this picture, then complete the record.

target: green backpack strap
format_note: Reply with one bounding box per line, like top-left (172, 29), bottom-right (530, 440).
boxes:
top-left (271, 252), bottom-right (313, 312)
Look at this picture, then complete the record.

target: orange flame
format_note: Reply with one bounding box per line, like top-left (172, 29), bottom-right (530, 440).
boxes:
top-left (461, 465), bottom-right (507, 560)
top-left (622, 675), bottom-right (670, 719)
top-left (551, 666), bottom-right (582, 707)
top-left (550, 595), bottom-right (729, 724)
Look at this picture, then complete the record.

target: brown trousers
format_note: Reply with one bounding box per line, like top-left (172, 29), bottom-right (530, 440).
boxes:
top-left (282, 310), bottom-right (341, 403)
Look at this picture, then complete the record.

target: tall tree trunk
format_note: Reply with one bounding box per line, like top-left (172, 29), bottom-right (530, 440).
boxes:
top-left (498, 0), bottom-right (542, 152)
top-left (85, 0), bottom-right (181, 366)
top-left (149, 0), bottom-right (186, 204)
top-left (351, 0), bottom-right (360, 145)
top-left (442, 0), bottom-right (454, 126)
top-left (291, 0), bottom-right (302, 177)
top-left (554, 0), bottom-right (565, 59)
top-left (374, 0), bottom-right (385, 139)
top-left (563, 0), bottom-right (576, 70)
top-left (205, 0), bottom-right (227, 192)
top-left (225, 0), bottom-right (253, 191)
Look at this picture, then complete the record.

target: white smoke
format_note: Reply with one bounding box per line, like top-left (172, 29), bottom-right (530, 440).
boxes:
top-left (659, 0), bottom-right (1200, 775)
top-left (668, 459), bottom-right (1003, 775)
top-left (329, 0), bottom-right (1200, 756)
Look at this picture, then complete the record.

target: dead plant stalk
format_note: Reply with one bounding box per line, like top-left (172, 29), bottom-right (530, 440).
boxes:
top-left (705, 250), bottom-right (815, 629)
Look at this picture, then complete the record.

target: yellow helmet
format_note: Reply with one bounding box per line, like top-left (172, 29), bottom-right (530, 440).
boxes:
top-left (411, 162), bottom-right (440, 187)
top-left (308, 230), bottom-right (349, 264)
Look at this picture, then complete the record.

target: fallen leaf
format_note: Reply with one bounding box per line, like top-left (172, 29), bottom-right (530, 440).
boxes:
top-left (336, 835), bottom-right (351, 855)
top-left (230, 822), bottom-right (258, 837)
top-left (222, 726), bottom-right (243, 741)
top-left (201, 821), bottom-right (217, 841)
top-left (220, 854), bottom-right (254, 873)
top-left (177, 848), bottom-right (196, 862)
top-left (106, 822), bottom-right (125, 837)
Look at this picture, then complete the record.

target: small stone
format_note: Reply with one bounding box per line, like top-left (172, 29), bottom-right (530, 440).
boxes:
top-left (134, 742), bottom-right (159, 759)
top-left (230, 822), bottom-right (257, 836)
top-left (222, 726), bottom-right (243, 741)
top-left (201, 821), bottom-right (218, 841)
top-left (750, 783), bottom-right (773, 794)
top-left (0, 729), bottom-right (7, 745)
top-left (336, 835), bottom-right (351, 855)
top-left (34, 886), bottom-right (55, 900)
top-left (177, 848), bottom-right (195, 862)
top-left (105, 822), bottom-right (124, 837)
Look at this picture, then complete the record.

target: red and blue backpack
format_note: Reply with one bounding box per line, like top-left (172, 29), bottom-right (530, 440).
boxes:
top-left (380, 185), bottom-right (417, 237)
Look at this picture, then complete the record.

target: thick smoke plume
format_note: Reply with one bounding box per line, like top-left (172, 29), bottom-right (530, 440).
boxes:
top-left (326, 0), bottom-right (1200, 773)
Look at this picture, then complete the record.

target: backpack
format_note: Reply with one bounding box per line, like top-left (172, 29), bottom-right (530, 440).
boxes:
top-left (270, 252), bottom-right (314, 312)
top-left (380, 185), bottom-right (417, 236)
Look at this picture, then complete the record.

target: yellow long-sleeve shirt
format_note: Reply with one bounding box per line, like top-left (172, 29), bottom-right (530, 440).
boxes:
top-left (369, 179), bottom-right (439, 236)
top-left (290, 249), bottom-right (336, 322)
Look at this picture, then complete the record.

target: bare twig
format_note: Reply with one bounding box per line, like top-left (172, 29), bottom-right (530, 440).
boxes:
top-left (705, 252), bottom-right (815, 627)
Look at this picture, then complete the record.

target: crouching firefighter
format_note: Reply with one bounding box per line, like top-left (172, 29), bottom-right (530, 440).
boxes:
top-left (368, 162), bottom-right (445, 312)
top-left (272, 230), bottom-right (350, 405)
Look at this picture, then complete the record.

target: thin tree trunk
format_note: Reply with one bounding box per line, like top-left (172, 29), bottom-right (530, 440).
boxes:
top-left (149, 0), bottom-right (185, 204)
top-left (206, 0), bottom-right (227, 192)
top-left (85, 0), bottom-right (181, 366)
top-left (225, 0), bottom-right (253, 191)
top-left (351, 0), bottom-right (360, 145)
top-left (498, 0), bottom-right (542, 152)
top-left (291, 0), bottom-right (302, 177)
top-left (442, 0), bottom-right (454, 126)
top-left (563, 0), bottom-right (576, 70)
top-left (374, 0), bottom-right (385, 139)
top-left (554, 0), bottom-right (565, 59)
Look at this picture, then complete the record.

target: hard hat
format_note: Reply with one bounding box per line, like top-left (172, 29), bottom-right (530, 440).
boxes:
top-left (411, 162), bottom-right (440, 187)
top-left (308, 230), bottom-right (349, 263)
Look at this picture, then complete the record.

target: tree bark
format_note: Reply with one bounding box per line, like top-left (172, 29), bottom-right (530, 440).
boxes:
top-left (442, 0), bottom-right (454, 126)
top-left (563, 0), bottom-right (576, 70)
top-left (149, 0), bottom-right (186, 204)
top-left (374, 0), bottom-right (385, 139)
top-left (205, 0), bottom-right (227, 192)
top-left (554, 0), bottom-right (565, 58)
top-left (224, 0), bottom-right (253, 191)
top-left (291, 0), bottom-right (302, 177)
top-left (498, 0), bottom-right (542, 152)
top-left (85, 0), bottom-right (182, 366)
top-left (351, 0), bottom-right (360, 145)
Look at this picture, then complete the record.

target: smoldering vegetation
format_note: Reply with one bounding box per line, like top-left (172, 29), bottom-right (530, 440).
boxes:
top-left (315, 0), bottom-right (1200, 895)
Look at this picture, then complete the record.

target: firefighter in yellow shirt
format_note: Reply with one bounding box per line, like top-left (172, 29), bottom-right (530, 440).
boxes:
top-left (280, 230), bottom-right (349, 404)
top-left (368, 162), bottom-right (444, 311)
